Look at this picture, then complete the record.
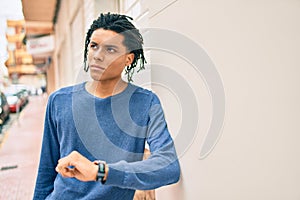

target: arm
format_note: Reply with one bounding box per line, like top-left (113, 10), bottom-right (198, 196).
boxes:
top-left (133, 149), bottom-right (156, 200)
top-left (104, 94), bottom-right (180, 190)
top-left (106, 130), bottom-right (180, 190)
top-left (33, 95), bottom-right (60, 199)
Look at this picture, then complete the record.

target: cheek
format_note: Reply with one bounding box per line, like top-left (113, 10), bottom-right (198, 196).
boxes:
top-left (108, 55), bottom-right (126, 66)
top-left (105, 60), bottom-right (126, 75)
top-left (87, 51), bottom-right (93, 61)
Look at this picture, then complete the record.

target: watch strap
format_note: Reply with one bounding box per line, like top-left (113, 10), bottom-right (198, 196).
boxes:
top-left (94, 160), bottom-right (106, 184)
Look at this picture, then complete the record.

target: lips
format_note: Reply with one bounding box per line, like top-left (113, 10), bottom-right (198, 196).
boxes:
top-left (90, 64), bottom-right (105, 71)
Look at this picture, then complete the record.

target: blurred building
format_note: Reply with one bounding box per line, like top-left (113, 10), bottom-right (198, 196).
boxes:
top-left (0, 0), bottom-right (54, 92)
top-left (0, 0), bottom-right (24, 90)
top-left (5, 20), bottom-right (31, 81)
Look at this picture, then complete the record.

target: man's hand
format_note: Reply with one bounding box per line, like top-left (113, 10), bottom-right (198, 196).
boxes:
top-left (55, 151), bottom-right (98, 182)
top-left (133, 190), bottom-right (156, 200)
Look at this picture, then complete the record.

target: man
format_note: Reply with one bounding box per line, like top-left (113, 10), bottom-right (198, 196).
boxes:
top-left (33, 13), bottom-right (180, 200)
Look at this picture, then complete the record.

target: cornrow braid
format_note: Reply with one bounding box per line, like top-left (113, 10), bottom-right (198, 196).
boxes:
top-left (83, 12), bottom-right (146, 82)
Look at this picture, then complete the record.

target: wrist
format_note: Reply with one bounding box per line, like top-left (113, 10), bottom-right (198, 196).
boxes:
top-left (103, 163), bottom-right (109, 182)
top-left (93, 160), bottom-right (108, 184)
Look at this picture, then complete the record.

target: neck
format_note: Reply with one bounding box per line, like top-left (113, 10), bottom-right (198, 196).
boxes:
top-left (85, 79), bottom-right (128, 98)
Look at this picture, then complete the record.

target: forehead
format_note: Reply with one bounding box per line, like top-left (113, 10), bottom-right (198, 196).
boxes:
top-left (90, 28), bottom-right (125, 46)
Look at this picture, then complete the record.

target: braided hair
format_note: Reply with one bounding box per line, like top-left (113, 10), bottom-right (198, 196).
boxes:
top-left (83, 12), bottom-right (146, 82)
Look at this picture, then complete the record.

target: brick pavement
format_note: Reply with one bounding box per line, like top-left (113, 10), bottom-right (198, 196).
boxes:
top-left (0, 95), bottom-right (47, 200)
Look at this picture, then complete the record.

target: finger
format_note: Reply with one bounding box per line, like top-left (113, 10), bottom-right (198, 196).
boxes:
top-left (59, 152), bottom-right (86, 170)
top-left (56, 165), bottom-right (76, 178)
top-left (57, 158), bottom-right (71, 171)
top-left (145, 190), bottom-right (156, 200)
top-left (58, 151), bottom-right (80, 166)
top-left (56, 162), bottom-right (70, 174)
top-left (65, 169), bottom-right (75, 178)
top-left (133, 190), bottom-right (145, 200)
top-left (62, 167), bottom-right (76, 178)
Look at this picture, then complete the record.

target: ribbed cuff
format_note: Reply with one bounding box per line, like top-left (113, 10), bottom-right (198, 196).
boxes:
top-left (105, 161), bottom-right (126, 186)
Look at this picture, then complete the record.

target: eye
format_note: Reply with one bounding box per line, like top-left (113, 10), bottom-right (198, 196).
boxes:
top-left (89, 43), bottom-right (98, 50)
top-left (106, 47), bottom-right (117, 53)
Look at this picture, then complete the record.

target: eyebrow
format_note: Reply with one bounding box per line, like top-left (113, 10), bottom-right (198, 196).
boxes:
top-left (90, 41), bottom-right (120, 49)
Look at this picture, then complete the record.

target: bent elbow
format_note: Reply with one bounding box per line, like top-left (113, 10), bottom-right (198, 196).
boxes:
top-left (175, 162), bottom-right (181, 183)
top-left (169, 160), bottom-right (181, 185)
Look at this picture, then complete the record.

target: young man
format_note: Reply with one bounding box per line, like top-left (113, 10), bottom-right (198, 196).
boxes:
top-left (33, 13), bottom-right (180, 200)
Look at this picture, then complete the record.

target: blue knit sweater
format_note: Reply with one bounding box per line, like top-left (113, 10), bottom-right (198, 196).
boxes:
top-left (33, 82), bottom-right (180, 200)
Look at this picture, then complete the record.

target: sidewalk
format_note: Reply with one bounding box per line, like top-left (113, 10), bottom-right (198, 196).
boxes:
top-left (0, 95), bottom-right (47, 200)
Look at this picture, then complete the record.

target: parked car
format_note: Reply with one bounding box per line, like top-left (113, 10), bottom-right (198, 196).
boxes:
top-left (0, 91), bottom-right (10, 132)
top-left (4, 84), bottom-right (30, 113)
top-left (5, 92), bottom-right (23, 113)
top-left (17, 89), bottom-right (29, 106)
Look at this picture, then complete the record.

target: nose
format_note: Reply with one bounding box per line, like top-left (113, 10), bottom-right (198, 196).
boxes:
top-left (93, 47), bottom-right (104, 61)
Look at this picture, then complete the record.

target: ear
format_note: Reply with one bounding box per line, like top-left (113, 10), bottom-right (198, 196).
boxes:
top-left (125, 53), bottom-right (134, 66)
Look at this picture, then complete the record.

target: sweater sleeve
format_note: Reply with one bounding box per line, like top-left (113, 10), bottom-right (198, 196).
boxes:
top-left (33, 94), bottom-right (60, 199)
top-left (105, 93), bottom-right (181, 190)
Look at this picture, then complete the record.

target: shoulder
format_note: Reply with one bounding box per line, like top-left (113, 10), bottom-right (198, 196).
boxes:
top-left (131, 84), bottom-right (152, 96)
top-left (130, 84), bottom-right (155, 98)
top-left (48, 82), bottom-right (85, 103)
top-left (129, 84), bottom-right (161, 105)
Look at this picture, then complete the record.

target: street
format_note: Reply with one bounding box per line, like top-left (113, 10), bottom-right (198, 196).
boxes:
top-left (0, 95), bottom-right (47, 200)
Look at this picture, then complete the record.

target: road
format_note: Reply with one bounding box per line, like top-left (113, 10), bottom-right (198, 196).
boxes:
top-left (0, 95), bottom-right (47, 200)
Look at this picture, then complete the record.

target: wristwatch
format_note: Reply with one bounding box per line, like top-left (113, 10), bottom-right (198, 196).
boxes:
top-left (93, 160), bottom-right (106, 184)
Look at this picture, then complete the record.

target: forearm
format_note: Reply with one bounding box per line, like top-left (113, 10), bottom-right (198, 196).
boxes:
top-left (105, 152), bottom-right (180, 190)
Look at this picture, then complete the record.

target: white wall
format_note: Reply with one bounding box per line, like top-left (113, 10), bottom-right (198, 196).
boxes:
top-left (120, 0), bottom-right (151, 87)
top-left (54, 0), bottom-right (79, 88)
top-left (144, 0), bottom-right (300, 199)
top-left (94, 0), bottom-right (119, 18)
